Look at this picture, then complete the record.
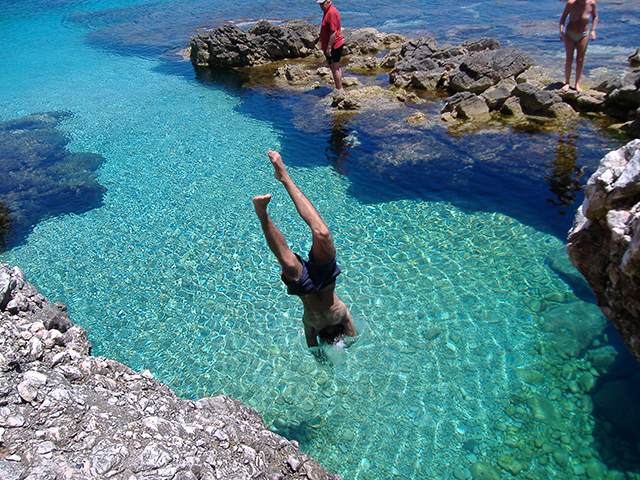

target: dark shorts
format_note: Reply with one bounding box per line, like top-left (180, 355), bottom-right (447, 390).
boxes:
top-left (325, 45), bottom-right (344, 65)
top-left (282, 252), bottom-right (341, 296)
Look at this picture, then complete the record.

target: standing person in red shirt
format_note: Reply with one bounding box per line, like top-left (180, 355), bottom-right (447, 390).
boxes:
top-left (317, 0), bottom-right (344, 91)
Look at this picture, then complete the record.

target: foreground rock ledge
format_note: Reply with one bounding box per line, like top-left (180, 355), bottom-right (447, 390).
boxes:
top-left (567, 139), bottom-right (640, 364)
top-left (0, 264), bottom-right (340, 480)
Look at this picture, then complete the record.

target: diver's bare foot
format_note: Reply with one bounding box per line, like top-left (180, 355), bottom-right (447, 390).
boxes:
top-left (267, 150), bottom-right (291, 183)
top-left (575, 84), bottom-right (583, 93)
top-left (253, 194), bottom-right (272, 216)
top-left (561, 83), bottom-right (571, 92)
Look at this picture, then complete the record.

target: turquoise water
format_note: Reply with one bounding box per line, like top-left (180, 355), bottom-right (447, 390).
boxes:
top-left (2, 0), bottom-right (640, 478)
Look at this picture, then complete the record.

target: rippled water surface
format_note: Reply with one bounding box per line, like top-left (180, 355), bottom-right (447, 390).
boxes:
top-left (2, 0), bottom-right (640, 478)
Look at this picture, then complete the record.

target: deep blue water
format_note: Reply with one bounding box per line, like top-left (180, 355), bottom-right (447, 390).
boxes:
top-left (1, 0), bottom-right (640, 478)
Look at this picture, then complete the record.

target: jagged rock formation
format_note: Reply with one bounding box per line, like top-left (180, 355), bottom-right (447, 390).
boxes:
top-left (189, 19), bottom-right (640, 134)
top-left (0, 263), bottom-right (340, 480)
top-left (190, 20), bottom-right (320, 68)
top-left (593, 70), bottom-right (640, 138)
top-left (189, 20), bottom-right (404, 69)
top-left (567, 140), bottom-right (640, 364)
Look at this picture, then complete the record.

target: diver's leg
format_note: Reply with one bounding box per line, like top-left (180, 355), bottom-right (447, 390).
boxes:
top-left (267, 151), bottom-right (336, 263)
top-left (253, 194), bottom-right (302, 282)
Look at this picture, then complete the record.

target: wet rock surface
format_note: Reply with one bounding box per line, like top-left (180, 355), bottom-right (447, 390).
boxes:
top-left (0, 112), bottom-right (106, 253)
top-left (567, 139), bottom-right (640, 364)
top-left (0, 263), bottom-right (340, 480)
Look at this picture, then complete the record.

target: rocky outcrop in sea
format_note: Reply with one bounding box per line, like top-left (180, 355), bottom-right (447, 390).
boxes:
top-left (189, 20), bottom-right (640, 136)
top-left (0, 263), bottom-right (340, 480)
top-left (567, 139), bottom-right (640, 364)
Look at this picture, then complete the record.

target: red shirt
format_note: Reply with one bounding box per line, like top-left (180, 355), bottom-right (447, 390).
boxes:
top-left (320, 4), bottom-right (344, 51)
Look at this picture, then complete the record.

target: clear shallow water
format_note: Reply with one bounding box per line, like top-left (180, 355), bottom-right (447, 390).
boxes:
top-left (2, 0), bottom-right (640, 478)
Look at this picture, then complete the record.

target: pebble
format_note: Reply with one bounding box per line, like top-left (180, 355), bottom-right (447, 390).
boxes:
top-left (343, 429), bottom-right (355, 442)
top-left (17, 382), bottom-right (39, 403)
top-left (423, 327), bottom-right (442, 340)
top-left (497, 455), bottom-right (522, 475)
top-left (6, 415), bottom-right (25, 427)
top-left (272, 417), bottom-right (288, 429)
top-left (585, 458), bottom-right (607, 477)
top-left (470, 461), bottom-right (500, 480)
top-left (37, 441), bottom-right (56, 454)
top-left (308, 416), bottom-right (322, 429)
top-left (462, 439), bottom-right (477, 452)
top-left (359, 458), bottom-right (371, 471)
top-left (453, 465), bottom-right (466, 480)
top-left (553, 450), bottom-right (569, 467)
top-left (574, 464), bottom-right (586, 476)
top-left (544, 292), bottom-right (565, 303)
top-left (523, 297), bottom-right (542, 312)
top-left (578, 372), bottom-right (595, 392)
top-left (494, 421), bottom-right (507, 432)
top-left (562, 363), bottom-right (576, 380)
top-left (516, 369), bottom-right (545, 385)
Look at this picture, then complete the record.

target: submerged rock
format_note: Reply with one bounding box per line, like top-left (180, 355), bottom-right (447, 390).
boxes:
top-left (0, 112), bottom-right (106, 253)
top-left (470, 461), bottom-right (500, 480)
top-left (539, 301), bottom-right (607, 357)
top-left (0, 263), bottom-right (340, 480)
top-left (567, 139), bottom-right (640, 364)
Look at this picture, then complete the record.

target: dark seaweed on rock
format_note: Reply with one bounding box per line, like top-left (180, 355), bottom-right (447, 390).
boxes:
top-left (0, 112), bottom-right (106, 253)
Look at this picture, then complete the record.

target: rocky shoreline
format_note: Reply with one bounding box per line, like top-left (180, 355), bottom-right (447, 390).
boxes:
top-left (568, 139), bottom-right (640, 365)
top-left (190, 20), bottom-right (640, 138)
top-left (0, 264), bottom-right (340, 480)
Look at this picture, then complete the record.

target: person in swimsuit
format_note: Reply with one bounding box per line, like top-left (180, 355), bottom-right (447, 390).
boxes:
top-left (559, 0), bottom-right (598, 92)
top-left (253, 151), bottom-right (356, 355)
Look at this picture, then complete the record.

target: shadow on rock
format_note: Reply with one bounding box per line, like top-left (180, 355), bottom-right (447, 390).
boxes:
top-left (0, 112), bottom-right (106, 252)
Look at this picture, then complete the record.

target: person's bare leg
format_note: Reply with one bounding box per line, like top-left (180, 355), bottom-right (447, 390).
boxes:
top-left (330, 62), bottom-right (343, 90)
top-left (253, 194), bottom-right (302, 282)
top-left (267, 151), bottom-right (336, 263)
top-left (574, 35), bottom-right (589, 92)
top-left (563, 37), bottom-right (575, 92)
